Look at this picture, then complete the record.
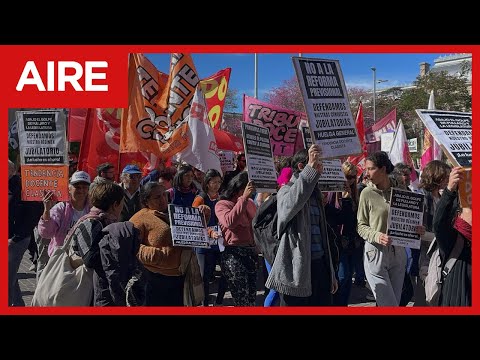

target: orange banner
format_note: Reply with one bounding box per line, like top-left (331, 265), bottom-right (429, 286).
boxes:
top-left (200, 68), bottom-right (231, 129)
top-left (21, 165), bottom-right (69, 201)
top-left (459, 168), bottom-right (472, 208)
top-left (120, 53), bottom-right (190, 160)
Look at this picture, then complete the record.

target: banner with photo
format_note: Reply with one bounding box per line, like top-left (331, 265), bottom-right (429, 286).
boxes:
top-left (292, 57), bottom-right (362, 159)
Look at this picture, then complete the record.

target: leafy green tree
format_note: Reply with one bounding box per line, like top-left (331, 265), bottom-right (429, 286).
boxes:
top-left (398, 70), bottom-right (471, 138)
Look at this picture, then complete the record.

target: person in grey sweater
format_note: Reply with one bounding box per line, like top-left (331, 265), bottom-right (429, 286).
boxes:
top-left (265, 145), bottom-right (338, 306)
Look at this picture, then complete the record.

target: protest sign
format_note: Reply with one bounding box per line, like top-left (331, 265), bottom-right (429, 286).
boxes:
top-left (17, 109), bottom-right (69, 201)
top-left (317, 159), bottom-right (346, 192)
top-left (301, 125), bottom-right (313, 149)
top-left (241, 122), bottom-right (277, 193)
top-left (458, 168), bottom-right (472, 209)
top-left (219, 151), bottom-right (235, 172)
top-left (292, 57), bottom-right (362, 159)
top-left (415, 109), bottom-right (471, 167)
top-left (387, 188), bottom-right (425, 249)
top-left (169, 204), bottom-right (209, 248)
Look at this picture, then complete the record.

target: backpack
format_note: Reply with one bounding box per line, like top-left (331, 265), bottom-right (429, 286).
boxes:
top-left (252, 183), bottom-right (292, 266)
top-left (424, 235), bottom-right (464, 306)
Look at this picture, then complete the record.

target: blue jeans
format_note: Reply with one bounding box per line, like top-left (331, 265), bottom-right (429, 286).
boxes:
top-left (264, 259), bottom-right (279, 306)
top-left (8, 236), bottom-right (30, 306)
top-left (333, 251), bottom-right (353, 306)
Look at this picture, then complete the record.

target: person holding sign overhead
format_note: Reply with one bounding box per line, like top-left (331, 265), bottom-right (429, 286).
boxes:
top-left (265, 145), bottom-right (338, 306)
top-left (357, 151), bottom-right (425, 306)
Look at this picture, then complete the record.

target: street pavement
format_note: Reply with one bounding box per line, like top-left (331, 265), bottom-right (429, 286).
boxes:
top-left (17, 251), bottom-right (400, 308)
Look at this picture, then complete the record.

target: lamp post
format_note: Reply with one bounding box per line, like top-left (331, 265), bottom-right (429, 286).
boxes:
top-left (254, 54), bottom-right (258, 99)
top-left (371, 67), bottom-right (389, 123)
top-left (371, 67), bottom-right (376, 123)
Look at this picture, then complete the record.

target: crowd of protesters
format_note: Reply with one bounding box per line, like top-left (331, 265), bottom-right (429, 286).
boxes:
top-left (8, 145), bottom-right (471, 307)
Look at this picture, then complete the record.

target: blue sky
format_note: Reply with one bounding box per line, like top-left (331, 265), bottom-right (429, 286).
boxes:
top-left (146, 53), bottom-right (446, 109)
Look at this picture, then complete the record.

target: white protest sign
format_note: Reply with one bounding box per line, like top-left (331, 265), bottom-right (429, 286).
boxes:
top-left (408, 138), bottom-right (417, 152)
top-left (415, 109), bottom-right (471, 167)
top-left (241, 122), bottom-right (278, 193)
top-left (387, 188), bottom-right (425, 249)
top-left (292, 57), bottom-right (362, 159)
top-left (219, 151), bottom-right (235, 172)
top-left (380, 132), bottom-right (394, 152)
top-left (168, 204), bottom-right (210, 248)
top-left (318, 159), bottom-right (347, 192)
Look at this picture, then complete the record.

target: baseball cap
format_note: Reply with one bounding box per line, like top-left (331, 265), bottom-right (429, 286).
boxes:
top-left (70, 171), bottom-right (91, 185)
top-left (122, 164), bottom-right (142, 175)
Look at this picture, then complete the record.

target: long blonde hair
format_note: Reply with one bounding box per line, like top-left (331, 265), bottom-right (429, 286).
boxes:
top-left (342, 161), bottom-right (359, 210)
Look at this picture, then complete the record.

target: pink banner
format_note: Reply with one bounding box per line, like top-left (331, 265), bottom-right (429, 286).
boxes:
top-left (243, 95), bottom-right (302, 156)
top-left (365, 108), bottom-right (397, 143)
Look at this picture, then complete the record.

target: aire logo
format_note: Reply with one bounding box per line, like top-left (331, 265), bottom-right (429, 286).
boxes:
top-left (16, 61), bottom-right (108, 92)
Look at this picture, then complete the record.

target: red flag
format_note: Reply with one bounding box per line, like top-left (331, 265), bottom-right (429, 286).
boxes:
top-left (67, 108), bottom-right (88, 142)
top-left (78, 108), bottom-right (151, 182)
top-left (347, 102), bottom-right (367, 174)
top-left (200, 68), bottom-right (231, 129)
top-left (365, 108), bottom-right (397, 143)
top-left (213, 128), bottom-right (244, 152)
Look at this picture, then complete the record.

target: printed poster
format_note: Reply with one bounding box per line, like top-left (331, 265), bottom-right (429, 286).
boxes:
top-left (169, 204), bottom-right (209, 248)
top-left (415, 109), bottom-right (471, 167)
top-left (292, 57), bottom-right (362, 159)
top-left (241, 122), bottom-right (278, 193)
top-left (387, 188), bottom-right (425, 249)
top-left (317, 159), bottom-right (347, 192)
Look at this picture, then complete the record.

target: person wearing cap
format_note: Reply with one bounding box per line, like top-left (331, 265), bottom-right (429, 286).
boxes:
top-left (38, 171), bottom-right (92, 257)
top-left (119, 164), bottom-right (143, 222)
top-left (90, 162), bottom-right (115, 190)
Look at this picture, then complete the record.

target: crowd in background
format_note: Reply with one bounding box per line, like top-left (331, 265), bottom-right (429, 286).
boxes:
top-left (8, 146), bottom-right (471, 307)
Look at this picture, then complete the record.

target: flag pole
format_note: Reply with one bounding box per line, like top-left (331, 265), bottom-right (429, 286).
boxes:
top-left (254, 53), bottom-right (258, 99)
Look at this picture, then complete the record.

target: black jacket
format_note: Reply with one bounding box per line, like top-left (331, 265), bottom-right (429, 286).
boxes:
top-left (94, 221), bottom-right (146, 306)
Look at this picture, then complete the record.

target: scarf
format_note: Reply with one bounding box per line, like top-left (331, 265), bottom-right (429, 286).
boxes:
top-left (453, 216), bottom-right (472, 241)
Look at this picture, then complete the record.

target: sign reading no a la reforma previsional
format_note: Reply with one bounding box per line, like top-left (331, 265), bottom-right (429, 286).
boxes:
top-left (292, 57), bottom-right (362, 159)
top-left (387, 188), bottom-right (425, 249)
top-left (415, 109), bottom-right (472, 167)
top-left (241, 122), bottom-right (278, 193)
top-left (168, 204), bottom-right (210, 248)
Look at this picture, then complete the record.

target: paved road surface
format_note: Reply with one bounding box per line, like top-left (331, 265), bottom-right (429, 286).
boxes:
top-left (17, 251), bottom-right (412, 308)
